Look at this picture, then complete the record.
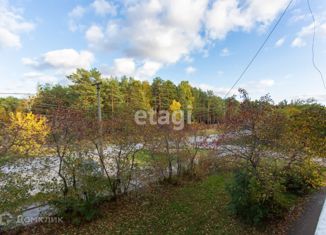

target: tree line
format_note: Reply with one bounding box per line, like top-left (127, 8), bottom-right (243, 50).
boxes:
top-left (28, 68), bottom-right (226, 124)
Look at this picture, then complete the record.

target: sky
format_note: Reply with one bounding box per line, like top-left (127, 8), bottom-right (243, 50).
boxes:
top-left (0, 0), bottom-right (326, 104)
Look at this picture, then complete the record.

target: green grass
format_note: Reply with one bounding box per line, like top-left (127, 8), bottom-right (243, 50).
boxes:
top-left (25, 173), bottom-right (269, 235)
top-left (134, 150), bottom-right (152, 166)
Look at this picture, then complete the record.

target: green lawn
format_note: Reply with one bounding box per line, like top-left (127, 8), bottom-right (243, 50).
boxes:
top-left (22, 173), bottom-right (273, 235)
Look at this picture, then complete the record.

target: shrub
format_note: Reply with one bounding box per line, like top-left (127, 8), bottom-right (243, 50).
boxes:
top-left (51, 193), bottom-right (105, 225)
top-left (50, 159), bottom-right (110, 225)
top-left (227, 170), bottom-right (291, 225)
top-left (284, 161), bottom-right (323, 196)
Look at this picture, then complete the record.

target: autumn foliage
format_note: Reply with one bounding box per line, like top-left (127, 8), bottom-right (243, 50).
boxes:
top-left (0, 71), bottom-right (325, 228)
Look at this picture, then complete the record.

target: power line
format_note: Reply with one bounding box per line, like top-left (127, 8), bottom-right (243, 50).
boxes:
top-left (0, 92), bottom-right (35, 95)
top-left (224, 0), bottom-right (294, 98)
top-left (307, 0), bottom-right (326, 89)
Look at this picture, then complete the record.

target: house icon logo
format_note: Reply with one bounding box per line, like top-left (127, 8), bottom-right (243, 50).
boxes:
top-left (0, 212), bottom-right (14, 226)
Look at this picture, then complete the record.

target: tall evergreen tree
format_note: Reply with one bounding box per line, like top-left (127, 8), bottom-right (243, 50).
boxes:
top-left (102, 78), bottom-right (124, 118)
top-left (161, 80), bottom-right (178, 110)
top-left (151, 77), bottom-right (164, 112)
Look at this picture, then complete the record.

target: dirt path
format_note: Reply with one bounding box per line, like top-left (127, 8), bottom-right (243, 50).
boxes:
top-left (288, 188), bottom-right (326, 235)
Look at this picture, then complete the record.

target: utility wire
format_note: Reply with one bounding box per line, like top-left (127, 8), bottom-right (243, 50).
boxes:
top-left (307, 0), bottom-right (326, 89)
top-left (224, 0), bottom-right (294, 98)
top-left (0, 92), bottom-right (35, 95)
